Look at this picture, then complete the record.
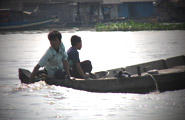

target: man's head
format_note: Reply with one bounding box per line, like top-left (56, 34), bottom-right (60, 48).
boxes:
top-left (71, 35), bottom-right (82, 50)
top-left (48, 30), bottom-right (61, 51)
top-left (48, 30), bottom-right (62, 42)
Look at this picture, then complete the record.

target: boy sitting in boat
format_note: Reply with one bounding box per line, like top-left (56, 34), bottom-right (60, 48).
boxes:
top-left (29, 30), bottom-right (71, 83)
top-left (67, 35), bottom-right (93, 79)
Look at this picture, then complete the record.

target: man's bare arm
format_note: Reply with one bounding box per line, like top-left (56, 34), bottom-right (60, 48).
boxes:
top-left (75, 62), bottom-right (86, 79)
top-left (29, 64), bottom-right (40, 83)
top-left (63, 60), bottom-right (71, 79)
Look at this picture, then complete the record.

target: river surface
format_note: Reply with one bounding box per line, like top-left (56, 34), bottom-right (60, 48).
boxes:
top-left (0, 30), bottom-right (185, 120)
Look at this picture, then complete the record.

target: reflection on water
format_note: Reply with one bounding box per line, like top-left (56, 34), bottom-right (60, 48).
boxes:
top-left (0, 30), bottom-right (185, 119)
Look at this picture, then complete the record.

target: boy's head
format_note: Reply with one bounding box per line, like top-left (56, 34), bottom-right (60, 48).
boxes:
top-left (48, 30), bottom-right (62, 42)
top-left (71, 35), bottom-right (82, 50)
top-left (48, 30), bottom-right (62, 51)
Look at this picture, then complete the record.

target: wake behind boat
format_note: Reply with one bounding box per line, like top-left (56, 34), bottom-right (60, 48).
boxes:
top-left (18, 55), bottom-right (185, 94)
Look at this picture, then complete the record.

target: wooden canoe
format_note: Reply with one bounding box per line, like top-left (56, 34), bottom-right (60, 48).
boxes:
top-left (18, 55), bottom-right (185, 94)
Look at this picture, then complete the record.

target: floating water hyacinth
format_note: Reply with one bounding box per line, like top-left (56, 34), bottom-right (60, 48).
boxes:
top-left (95, 20), bottom-right (185, 31)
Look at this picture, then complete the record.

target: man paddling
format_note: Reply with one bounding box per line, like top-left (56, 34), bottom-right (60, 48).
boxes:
top-left (29, 30), bottom-right (71, 83)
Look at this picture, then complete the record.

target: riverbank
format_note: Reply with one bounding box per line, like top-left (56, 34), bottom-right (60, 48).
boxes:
top-left (95, 20), bottom-right (185, 31)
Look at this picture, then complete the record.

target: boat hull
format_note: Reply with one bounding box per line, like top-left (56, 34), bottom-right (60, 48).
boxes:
top-left (0, 18), bottom-right (56, 30)
top-left (18, 68), bottom-right (185, 94)
top-left (18, 55), bottom-right (185, 94)
top-left (45, 72), bottom-right (185, 94)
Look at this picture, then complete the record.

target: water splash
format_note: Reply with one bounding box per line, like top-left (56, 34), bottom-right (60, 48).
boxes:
top-left (14, 81), bottom-right (53, 92)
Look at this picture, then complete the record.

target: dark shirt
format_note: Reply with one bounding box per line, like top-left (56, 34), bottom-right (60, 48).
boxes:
top-left (67, 47), bottom-right (80, 67)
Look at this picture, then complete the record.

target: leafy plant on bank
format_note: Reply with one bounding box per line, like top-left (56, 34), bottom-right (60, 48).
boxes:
top-left (95, 20), bottom-right (185, 31)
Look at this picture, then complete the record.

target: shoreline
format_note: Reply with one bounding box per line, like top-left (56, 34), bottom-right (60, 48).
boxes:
top-left (95, 20), bottom-right (185, 31)
top-left (1, 22), bottom-right (185, 33)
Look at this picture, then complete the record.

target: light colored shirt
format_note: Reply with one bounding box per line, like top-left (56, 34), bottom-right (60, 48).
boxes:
top-left (38, 42), bottom-right (68, 78)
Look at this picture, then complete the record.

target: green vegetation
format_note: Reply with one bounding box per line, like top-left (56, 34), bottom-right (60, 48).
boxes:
top-left (95, 20), bottom-right (185, 31)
